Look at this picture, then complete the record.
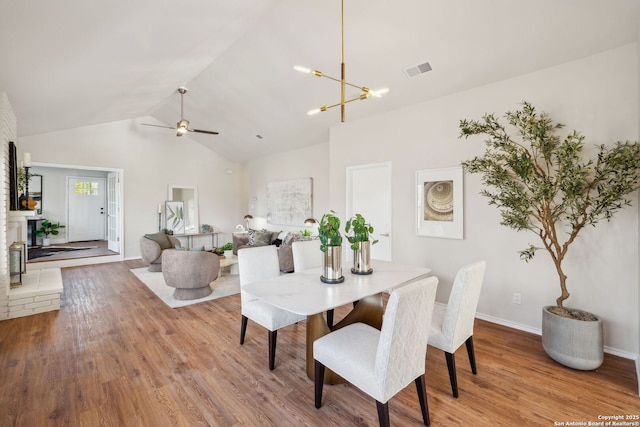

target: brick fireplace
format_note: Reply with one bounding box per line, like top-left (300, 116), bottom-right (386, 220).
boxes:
top-left (1, 91), bottom-right (63, 320)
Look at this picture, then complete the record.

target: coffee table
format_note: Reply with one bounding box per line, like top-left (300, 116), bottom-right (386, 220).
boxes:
top-left (219, 255), bottom-right (239, 275)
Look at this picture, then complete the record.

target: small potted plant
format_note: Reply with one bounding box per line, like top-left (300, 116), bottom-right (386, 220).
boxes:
top-left (217, 242), bottom-right (236, 258)
top-left (299, 228), bottom-right (312, 240)
top-left (318, 210), bottom-right (344, 283)
top-left (35, 219), bottom-right (65, 246)
top-left (345, 213), bottom-right (378, 275)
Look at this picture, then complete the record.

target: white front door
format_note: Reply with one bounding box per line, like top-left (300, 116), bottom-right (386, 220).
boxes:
top-left (346, 162), bottom-right (392, 261)
top-left (107, 172), bottom-right (120, 252)
top-left (67, 177), bottom-right (106, 242)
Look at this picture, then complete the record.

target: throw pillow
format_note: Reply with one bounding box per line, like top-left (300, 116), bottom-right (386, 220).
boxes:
top-left (144, 232), bottom-right (171, 249)
top-left (248, 229), bottom-right (273, 246)
top-left (283, 232), bottom-right (301, 246)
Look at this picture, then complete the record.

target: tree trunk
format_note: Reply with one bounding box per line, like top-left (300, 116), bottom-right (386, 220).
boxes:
top-left (554, 259), bottom-right (569, 308)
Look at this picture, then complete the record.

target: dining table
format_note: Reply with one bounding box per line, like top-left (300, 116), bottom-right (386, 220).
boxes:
top-left (242, 259), bottom-right (431, 384)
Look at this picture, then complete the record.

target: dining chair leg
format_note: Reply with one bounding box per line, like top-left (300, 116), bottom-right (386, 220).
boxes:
top-left (314, 360), bottom-right (325, 408)
top-left (465, 336), bottom-right (477, 374)
top-left (414, 375), bottom-right (430, 426)
top-left (268, 330), bottom-right (277, 370)
top-left (375, 400), bottom-right (390, 427)
top-left (326, 309), bottom-right (334, 328)
top-left (240, 315), bottom-right (248, 345)
top-left (445, 351), bottom-right (459, 398)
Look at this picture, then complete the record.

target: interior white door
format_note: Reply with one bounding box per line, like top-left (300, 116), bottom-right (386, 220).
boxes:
top-left (107, 172), bottom-right (120, 252)
top-left (346, 162), bottom-right (392, 261)
top-left (67, 177), bottom-right (106, 242)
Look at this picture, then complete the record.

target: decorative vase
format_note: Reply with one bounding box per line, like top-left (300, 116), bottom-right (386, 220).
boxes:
top-left (42, 237), bottom-right (51, 247)
top-left (541, 306), bottom-right (603, 370)
top-left (18, 193), bottom-right (27, 211)
top-left (224, 250), bottom-right (233, 258)
top-left (321, 245), bottom-right (344, 284)
top-left (351, 241), bottom-right (373, 275)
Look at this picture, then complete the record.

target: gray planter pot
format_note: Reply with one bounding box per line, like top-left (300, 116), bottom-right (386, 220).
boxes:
top-left (351, 241), bottom-right (373, 275)
top-left (321, 245), bottom-right (344, 284)
top-left (541, 306), bottom-right (603, 370)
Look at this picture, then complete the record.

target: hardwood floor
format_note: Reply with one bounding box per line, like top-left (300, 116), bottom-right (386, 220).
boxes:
top-left (0, 261), bottom-right (637, 426)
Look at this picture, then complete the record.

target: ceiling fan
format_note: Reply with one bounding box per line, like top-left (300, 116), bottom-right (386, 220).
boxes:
top-left (141, 87), bottom-right (219, 136)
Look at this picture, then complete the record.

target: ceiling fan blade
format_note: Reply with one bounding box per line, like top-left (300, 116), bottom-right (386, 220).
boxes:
top-left (141, 123), bottom-right (175, 130)
top-left (190, 129), bottom-right (220, 135)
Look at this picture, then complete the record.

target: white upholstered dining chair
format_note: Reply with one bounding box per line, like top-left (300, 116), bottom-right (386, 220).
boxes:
top-left (291, 239), bottom-right (322, 271)
top-left (427, 261), bottom-right (486, 398)
top-left (291, 239), bottom-right (339, 326)
top-left (313, 276), bottom-right (439, 427)
top-left (238, 245), bottom-right (306, 370)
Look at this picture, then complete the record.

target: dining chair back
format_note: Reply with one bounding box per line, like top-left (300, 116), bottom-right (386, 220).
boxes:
top-left (314, 276), bottom-right (439, 427)
top-left (238, 245), bottom-right (306, 370)
top-left (292, 239), bottom-right (338, 326)
top-left (292, 239), bottom-right (322, 271)
top-left (428, 261), bottom-right (486, 397)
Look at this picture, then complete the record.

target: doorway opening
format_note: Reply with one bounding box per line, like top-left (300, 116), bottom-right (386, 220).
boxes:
top-left (26, 162), bottom-right (124, 266)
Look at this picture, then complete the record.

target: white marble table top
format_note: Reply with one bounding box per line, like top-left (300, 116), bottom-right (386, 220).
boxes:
top-left (242, 260), bottom-right (431, 316)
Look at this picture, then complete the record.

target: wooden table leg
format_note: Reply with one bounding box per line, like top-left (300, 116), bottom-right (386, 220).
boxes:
top-left (306, 293), bottom-right (384, 384)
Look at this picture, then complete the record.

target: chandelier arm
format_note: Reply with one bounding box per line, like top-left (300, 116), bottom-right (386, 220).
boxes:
top-left (319, 74), bottom-right (342, 84)
top-left (317, 94), bottom-right (370, 113)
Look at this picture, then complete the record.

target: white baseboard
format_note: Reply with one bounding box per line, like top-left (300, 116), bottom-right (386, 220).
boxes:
top-left (636, 358), bottom-right (640, 396)
top-left (472, 310), bottom-right (639, 361)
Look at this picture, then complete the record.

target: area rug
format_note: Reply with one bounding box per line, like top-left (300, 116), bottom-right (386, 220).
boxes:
top-left (131, 268), bottom-right (240, 308)
top-left (28, 245), bottom-right (98, 260)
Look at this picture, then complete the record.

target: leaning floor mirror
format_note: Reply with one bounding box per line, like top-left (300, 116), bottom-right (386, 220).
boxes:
top-left (168, 185), bottom-right (199, 234)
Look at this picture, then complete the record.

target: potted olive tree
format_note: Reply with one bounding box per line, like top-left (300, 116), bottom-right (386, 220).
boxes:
top-left (318, 210), bottom-right (344, 283)
top-left (459, 101), bottom-right (640, 369)
top-left (345, 213), bottom-right (378, 274)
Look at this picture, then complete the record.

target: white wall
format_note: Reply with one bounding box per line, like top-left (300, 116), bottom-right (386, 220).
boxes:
top-left (246, 142), bottom-right (330, 233)
top-left (636, 21), bottom-right (640, 394)
top-left (328, 44), bottom-right (639, 355)
top-left (19, 118), bottom-right (246, 257)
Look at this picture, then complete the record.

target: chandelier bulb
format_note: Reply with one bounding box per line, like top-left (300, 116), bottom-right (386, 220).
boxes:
top-left (294, 65), bottom-right (311, 74)
top-left (370, 88), bottom-right (389, 98)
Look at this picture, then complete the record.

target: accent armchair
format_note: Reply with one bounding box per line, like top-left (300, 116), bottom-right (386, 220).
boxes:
top-left (139, 233), bottom-right (181, 272)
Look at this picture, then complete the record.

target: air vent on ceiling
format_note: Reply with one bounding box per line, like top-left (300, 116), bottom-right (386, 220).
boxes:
top-left (403, 61), bottom-right (432, 78)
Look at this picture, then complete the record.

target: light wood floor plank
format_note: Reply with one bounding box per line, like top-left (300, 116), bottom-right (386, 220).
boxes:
top-left (0, 261), bottom-right (637, 426)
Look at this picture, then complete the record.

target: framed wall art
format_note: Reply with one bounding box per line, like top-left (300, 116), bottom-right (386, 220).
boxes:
top-left (416, 166), bottom-right (463, 239)
top-left (266, 178), bottom-right (313, 226)
top-left (165, 201), bottom-right (185, 234)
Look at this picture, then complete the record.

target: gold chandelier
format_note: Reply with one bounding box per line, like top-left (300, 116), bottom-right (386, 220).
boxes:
top-left (294, 0), bottom-right (388, 122)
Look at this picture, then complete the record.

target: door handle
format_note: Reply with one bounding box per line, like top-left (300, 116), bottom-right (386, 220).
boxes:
top-left (380, 233), bottom-right (389, 237)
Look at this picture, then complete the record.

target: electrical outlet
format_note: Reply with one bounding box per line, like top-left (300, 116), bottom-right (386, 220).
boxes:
top-left (513, 293), bottom-right (521, 304)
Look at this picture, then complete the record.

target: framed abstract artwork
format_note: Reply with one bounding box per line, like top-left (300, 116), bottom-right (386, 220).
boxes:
top-left (416, 166), bottom-right (463, 239)
top-left (266, 178), bottom-right (313, 226)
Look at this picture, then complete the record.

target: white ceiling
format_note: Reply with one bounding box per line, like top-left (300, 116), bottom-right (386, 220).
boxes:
top-left (1, 0), bottom-right (639, 162)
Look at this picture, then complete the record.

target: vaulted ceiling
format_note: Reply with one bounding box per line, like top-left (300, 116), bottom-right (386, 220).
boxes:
top-left (1, 0), bottom-right (638, 162)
